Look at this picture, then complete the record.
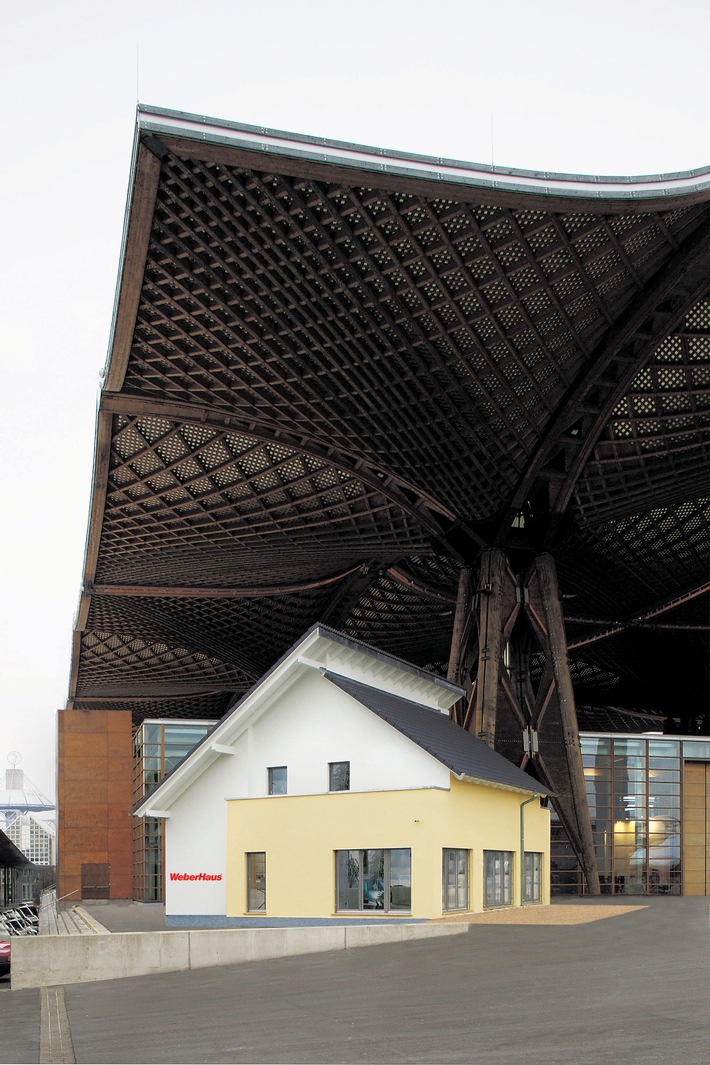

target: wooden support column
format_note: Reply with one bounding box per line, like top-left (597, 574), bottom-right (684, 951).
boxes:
top-left (447, 566), bottom-right (472, 689)
top-left (471, 548), bottom-right (508, 748)
top-left (534, 553), bottom-right (601, 896)
top-left (444, 547), bottom-right (600, 896)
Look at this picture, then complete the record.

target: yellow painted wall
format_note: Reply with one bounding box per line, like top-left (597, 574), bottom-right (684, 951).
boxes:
top-left (683, 762), bottom-right (709, 896)
top-left (226, 776), bottom-right (549, 919)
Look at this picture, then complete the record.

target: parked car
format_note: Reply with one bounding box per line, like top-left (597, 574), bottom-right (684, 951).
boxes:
top-left (0, 940), bottom-right (10, 978)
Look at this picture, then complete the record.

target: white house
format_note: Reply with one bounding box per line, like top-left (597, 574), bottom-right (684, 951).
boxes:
top-left (135, 625), bottom-right (551, 924)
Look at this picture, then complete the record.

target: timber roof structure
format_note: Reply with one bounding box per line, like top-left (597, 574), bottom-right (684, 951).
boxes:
top-left (68, 106), bottom-right (710, 729)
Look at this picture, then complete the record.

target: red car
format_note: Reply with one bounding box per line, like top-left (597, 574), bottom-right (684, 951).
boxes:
top-left (0, 940), bottom-right (10, 978)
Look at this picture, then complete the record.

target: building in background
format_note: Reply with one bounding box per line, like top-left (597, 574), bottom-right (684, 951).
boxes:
top-left (0, 829), bottom-right (34, 907)
top-left (0, 754), bottom-right (55, 902)
top-left (5, 813), bottom-right (56, 868)
top-left (552, 722), bottom-right (710, 896)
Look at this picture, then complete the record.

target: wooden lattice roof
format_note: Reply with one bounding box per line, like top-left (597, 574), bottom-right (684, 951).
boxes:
top-left (68, 106), bottom-right (710, 728)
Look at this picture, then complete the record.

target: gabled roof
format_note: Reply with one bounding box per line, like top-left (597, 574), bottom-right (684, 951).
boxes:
top-left (324, 673), bottom-right (552, 796)
top-left (135, 624), bottom-right (464, 816)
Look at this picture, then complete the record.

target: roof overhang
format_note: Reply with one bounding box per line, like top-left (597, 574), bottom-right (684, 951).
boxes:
top-left (68, 104), bottom-right (709, 731)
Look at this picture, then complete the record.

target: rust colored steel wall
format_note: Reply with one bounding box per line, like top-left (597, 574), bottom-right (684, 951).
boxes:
top-left (57, 709), bottom-right (133, 901)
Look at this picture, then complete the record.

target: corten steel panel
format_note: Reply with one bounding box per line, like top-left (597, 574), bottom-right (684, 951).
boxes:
top-left (63, 826), bottom-right (108, 852)
top-left (57, 710), bottom-right (134, 901)
top-left (61, 779), bottom-right (107, 806)
top-left (64, 805), bottom-right (112, 828)
top-left (60, 711), bottom-right (110, 733)
top-left (108, 872), bottom-right (134, 899)
top-left (107, 779), bottom-right (133, 806)
top-left (81, 863), bottom-right (110, 900)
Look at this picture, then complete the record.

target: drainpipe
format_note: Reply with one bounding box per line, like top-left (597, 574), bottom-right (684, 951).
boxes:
top-left (520, 794), bottom-right (538, 906)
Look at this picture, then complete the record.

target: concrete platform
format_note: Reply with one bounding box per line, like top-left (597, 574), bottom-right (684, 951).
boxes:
top-left (10, 919), bottom-right (467, 990)
top-left (1, 897), bottom-right (708, 1064)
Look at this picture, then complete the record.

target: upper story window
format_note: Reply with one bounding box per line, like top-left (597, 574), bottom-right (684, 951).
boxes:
top-left (329, 761), bottom-right (350, 792)
top-left (267, 766), bottom-right (287, 795)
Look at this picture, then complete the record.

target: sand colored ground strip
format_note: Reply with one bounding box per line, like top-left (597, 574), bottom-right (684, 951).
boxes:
top-left (434, 903), bottom-right (649, 925)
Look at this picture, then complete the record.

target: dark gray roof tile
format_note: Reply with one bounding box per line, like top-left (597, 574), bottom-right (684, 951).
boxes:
top-left (323, 672), bottom-right (553, 796)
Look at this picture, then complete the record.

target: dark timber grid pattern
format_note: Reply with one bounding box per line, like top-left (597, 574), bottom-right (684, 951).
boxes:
top-left (70, 110), bottom-right (709, 764)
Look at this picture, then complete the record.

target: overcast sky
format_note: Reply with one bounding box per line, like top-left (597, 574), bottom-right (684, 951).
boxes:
top-left (1, 0), bottom-right (708, 800)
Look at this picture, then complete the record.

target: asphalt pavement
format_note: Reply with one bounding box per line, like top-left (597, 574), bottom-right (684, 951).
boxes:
top-left (0, 897), bottom-right (708, 1064)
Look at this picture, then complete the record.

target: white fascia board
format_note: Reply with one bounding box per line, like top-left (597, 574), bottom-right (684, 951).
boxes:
top-left (140, 809), bottom-right (172, 819)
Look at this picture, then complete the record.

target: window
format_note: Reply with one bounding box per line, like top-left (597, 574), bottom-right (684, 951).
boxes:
top-left (246, 852), bottom-right (266, 911)
top-left (524, 852), bottom-right (542, 903)
top-left (267, 766), bottom-right (287, 795)
top-left (442, 849), bottom-right (469, 911)
top-left (328, 761), bottom-right (350, 791)
top-left (335, 849), bottom-right (411, 912)
top-left (484, 850), bottom-right (513, 907)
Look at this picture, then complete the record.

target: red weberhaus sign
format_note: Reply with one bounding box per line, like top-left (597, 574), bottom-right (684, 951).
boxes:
top-left (169, 872), bottom-right (223, 881)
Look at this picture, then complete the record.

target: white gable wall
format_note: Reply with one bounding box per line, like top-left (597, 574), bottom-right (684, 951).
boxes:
top-left (246, 669), bottom-right (450, 796)
top-left (164, 745), bottom-right (244, 915)
top-left (162, 668), bottom-right (450, 916)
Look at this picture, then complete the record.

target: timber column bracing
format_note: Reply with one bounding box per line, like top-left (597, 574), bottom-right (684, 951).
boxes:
top-left (448, 548), bottom-right (601, 895)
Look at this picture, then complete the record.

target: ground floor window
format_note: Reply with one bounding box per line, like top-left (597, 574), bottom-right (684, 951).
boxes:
top-left (335, 848), bottom-right (411, 912)
top-left (247, 852), bottom-right (266, 911)
top-left (484, 850), bottom-right (513, 907)
top-left (442, 849), bottom-right (469, 911)
top-left (524, 852), bottom-right (542, 903)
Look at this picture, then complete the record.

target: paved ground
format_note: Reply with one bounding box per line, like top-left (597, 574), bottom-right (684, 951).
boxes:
top-left (79, 901), bottom-right (169, 934)
top-left (0, 979), bottom-right (39, 1063)
top-left (80, 896), bottom-right (652, 931)
top-left (1, 897), bottom-right (708, 1064)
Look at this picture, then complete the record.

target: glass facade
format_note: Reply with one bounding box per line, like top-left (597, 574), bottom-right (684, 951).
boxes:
top-left (552, 734), bottom-right (710, 896)
top-left (335, 848), bottom-right (411, 912)
top-left (132, 719), bottom-right (215, 902)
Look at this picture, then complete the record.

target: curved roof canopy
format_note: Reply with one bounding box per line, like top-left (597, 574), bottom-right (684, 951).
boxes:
top-left (68, 106), bottom-right (710, 729)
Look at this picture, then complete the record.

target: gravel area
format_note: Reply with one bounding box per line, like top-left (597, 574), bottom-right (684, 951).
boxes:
top-left (435, 902), bottom-right (648, 924)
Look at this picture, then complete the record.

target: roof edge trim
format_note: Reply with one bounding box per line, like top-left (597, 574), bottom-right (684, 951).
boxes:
top-left (138, 104), bottom-right (710, 204)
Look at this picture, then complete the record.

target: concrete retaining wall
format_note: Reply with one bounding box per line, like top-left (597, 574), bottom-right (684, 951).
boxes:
top-left (11, 921), bottom-right (468, 989)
